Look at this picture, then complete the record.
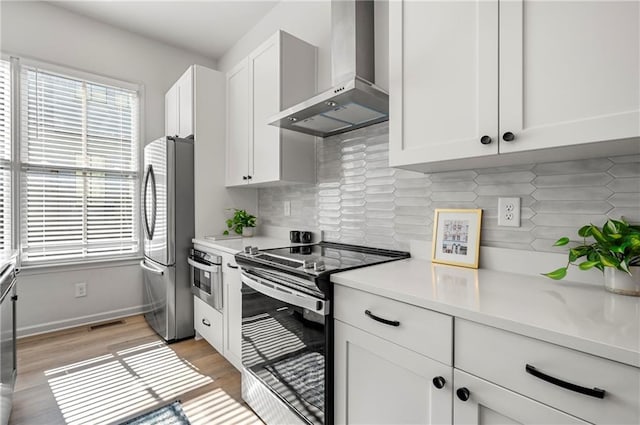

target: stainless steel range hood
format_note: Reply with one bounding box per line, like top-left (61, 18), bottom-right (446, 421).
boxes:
top-left (269, 0), bottom-right (387, 138)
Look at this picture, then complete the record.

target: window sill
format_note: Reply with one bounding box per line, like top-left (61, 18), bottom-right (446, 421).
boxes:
top-left (19, 256), bottom-right (144, 276)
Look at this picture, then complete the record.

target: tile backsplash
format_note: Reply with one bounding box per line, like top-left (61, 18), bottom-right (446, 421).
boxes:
top-left (258, 122), bottom-right (640, 252)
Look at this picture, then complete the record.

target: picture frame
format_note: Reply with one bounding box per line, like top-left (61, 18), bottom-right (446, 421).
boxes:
top-left (431, 209), bottom-right (482, 269)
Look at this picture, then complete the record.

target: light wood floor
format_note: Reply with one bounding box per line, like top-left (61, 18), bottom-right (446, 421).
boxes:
top-left (9, 315), bottom-right (263, 425)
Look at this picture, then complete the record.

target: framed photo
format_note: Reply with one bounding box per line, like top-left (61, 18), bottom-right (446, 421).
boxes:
top-left (432, 209), bottom-right (482, 269)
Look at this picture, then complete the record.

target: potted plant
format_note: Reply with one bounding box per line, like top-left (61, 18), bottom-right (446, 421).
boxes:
top-left (223, 209), bottom-right (257, 237)
top-left (543, 218), bottom-right (640, 296)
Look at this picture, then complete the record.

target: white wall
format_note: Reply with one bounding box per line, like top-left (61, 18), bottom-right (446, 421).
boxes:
top-left (217, 0), bottom-right (389, 92)
top-left (0, 0), bottom-right (217, 142)
top-left (16, 261), bottom-right (144, 337)
top-left (0, 1), bottom-right (219, 335)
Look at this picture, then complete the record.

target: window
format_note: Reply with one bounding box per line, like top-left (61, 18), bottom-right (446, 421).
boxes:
top-left (0, 59), bottom-right (11, 251)
top-left (20, 65), bottom-right (140, 264)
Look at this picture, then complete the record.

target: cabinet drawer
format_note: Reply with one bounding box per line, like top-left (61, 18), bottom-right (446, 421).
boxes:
top-left (194, 296), bottom-right (224, 353)
top-left (455, 319), bottom-right (640, 424)
top-left (334, 285), bottom-right (452, 365)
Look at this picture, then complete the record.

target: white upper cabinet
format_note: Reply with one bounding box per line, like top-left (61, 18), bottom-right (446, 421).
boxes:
top-left (389, 0), bottom-right (499, 165)
top-left (226, 59), bottom-right (251, 187)
top-left (499, 0), bottom-right (640, 154)
top-left (389, 0), bottom-right (640, 172)
top-left (226, 30), bottom-right (317, 187)
top-left (165, 67), bottom-right (194, 138)
top-left (165, 83), bottom-right (179, 138)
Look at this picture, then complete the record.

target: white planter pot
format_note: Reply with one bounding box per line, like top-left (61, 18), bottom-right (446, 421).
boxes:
top-left (604, 266), bottom-right (640, 296)
top-left (242, 227), bottom-right (255, 237)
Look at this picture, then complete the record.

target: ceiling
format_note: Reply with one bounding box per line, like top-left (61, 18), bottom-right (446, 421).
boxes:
top-left (48, 0), bottom-right (280, 59)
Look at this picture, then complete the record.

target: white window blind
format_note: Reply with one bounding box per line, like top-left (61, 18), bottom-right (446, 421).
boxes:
top-left (20, 66), bottom-right (139, 264)
top-left (0, 60), bottom-right (11, 251)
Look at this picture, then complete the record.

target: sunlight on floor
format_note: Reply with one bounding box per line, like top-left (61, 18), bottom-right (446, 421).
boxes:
top-left (182, 387), bottom-right (262, 425)
top-left (45, 341), bottom-right (213, 425)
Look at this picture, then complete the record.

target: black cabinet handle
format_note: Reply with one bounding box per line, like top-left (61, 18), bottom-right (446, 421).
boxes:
top-left (364, 310), bottom-right (400, 327)
top-left (456, 387), bottom-right (470, 401)
top-left (432, 376), bottom-right (446, 389)
top-left (502, 131), bottom-right (515, 142)
top-left (202, 318), bottom-right (211, 327)
top-left (227, 263), bottom-right (238, 269)
top-left (480, 135), bottom-right (492, 145)
top-left (247, 175), bottom-right (253, 180)
top-left (525, 364), bottom-right (605, 399)
top-left (242, 176), bottom-right (248, 180)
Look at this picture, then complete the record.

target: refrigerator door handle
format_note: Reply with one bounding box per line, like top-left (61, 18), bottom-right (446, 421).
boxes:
top-left (140, 259), bottom-right (164, 275)
top-left (143, 164), bottom-right (157, 240)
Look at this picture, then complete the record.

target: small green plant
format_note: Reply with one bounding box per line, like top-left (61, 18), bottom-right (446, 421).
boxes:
top-left (223, 209), bottom-right (256, 236)
top-left (543, 218), bottom-right (640, 280)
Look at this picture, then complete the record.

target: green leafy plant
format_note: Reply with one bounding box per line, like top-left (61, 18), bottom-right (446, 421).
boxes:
top-left (543, 218), bottom-right (640, 280)
top-left (223, 209), bottom-right (256, 235)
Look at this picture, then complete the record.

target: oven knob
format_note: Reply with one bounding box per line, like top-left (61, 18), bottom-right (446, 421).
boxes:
top-left (314, 261), bottom-right (326, 272)
top-left (244, 246), bottom-right (252, 254)
top-left (249, 246), bottom-right (259, 255)
top-left (303, 259), bottom-right (314, 269)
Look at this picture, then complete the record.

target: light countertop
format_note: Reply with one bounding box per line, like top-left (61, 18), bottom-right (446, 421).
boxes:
top-left (331, 258), bottom-right (640, 368)
top-left (192, 236), bottom-right (298, 255)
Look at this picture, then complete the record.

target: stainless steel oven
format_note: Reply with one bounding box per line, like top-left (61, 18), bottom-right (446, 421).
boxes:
top-left (236, 242), bottom-right (410, 425)
top-left (188, 248), bottom-right (222, 311)
top-left (240, 267), bottom-right (329, 425)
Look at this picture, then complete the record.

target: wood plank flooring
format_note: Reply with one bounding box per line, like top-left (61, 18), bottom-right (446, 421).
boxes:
top-left (9, 315), bottom-right (263, 425)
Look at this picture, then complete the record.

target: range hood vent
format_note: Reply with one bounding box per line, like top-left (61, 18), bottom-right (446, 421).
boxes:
top-left (269, 0), bottom-right (387, 138)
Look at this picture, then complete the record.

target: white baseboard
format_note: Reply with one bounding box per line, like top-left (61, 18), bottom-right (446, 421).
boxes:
top-left (17, 304), bottom-right (151, 338)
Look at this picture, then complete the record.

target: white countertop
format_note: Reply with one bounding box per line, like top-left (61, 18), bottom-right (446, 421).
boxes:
top-left (192, 236), bottom-right (297, 255)
top-left (331, 258), bottom-right (640, 368)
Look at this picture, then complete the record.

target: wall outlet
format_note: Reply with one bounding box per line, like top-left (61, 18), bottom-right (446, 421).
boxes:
top-left (498, 197), bottom-right (521, 227)
top-left (284, 201), bottom-right (291, 217)
top-left (75, 282), bottom-right (87, 298)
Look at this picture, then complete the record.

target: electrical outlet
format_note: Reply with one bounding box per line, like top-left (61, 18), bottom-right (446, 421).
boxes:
top-left (498, 197), bottom-right (521, 227)
top-left (284, 201), bottom-right (291, 217)
top-left (75, 282), bottom-right (87, 298)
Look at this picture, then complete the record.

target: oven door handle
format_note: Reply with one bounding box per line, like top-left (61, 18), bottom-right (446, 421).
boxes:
top-left (241, 272), bottom-right (329, 316)
top-left (188, 258), bottom-right (220, 273)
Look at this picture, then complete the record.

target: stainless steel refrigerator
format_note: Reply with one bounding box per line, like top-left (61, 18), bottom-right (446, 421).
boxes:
top-left (141, 136), bottom-right (194, 342)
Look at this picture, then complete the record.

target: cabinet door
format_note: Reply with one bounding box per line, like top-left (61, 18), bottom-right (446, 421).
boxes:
top-left (165, 83), bottom-right (179, 137)
top-left (499, 0), bottom-right (640, 154)
top-left (194, 296), bottom-right (224, 354)
top-left (249, 34), bottom-right (281, 184)
top-left (453, 370), bottom-right (588, 425)
top-left (226, 59), bottom-right (250, 187)
top-left (389, 0), bottom-right (498, 168)
top-left (177, 68), bottom-right (193, 138)
top-left (223, 256), bottom-right (242, 370)
top-left (334, 320), bottom-right (452, 425)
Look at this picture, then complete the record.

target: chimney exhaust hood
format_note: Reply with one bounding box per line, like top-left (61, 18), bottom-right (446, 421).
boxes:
top-left (269, 0), bottom-right (388, 138)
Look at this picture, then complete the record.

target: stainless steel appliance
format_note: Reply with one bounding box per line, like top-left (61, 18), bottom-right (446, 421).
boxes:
top-left (235, 242), bottom-right (410, 425)
top-left (0, 258), bottom-right (17, 425)
top-left (141, 136), bottom-right (195, 342)
top-left (188, 248), bottom-right (223, 311)
top-left (269, 0), bottom-right (387, 138)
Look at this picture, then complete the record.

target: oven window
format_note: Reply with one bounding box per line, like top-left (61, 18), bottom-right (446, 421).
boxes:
top-left (192, 267), bottom-right (212, 294)
top-left (242, 284), bottom-right (325, 425)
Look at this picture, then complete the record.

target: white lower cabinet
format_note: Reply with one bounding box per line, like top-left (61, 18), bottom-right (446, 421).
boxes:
top-left (334, 320), bottom-right (452, 425)
top-left (222, 253), bottom-right (242, 370)
top-left (453, 369), bottom-right (588, 425)
top-left (333, 284), bottom-right (640, 425)
top-left (194, 296), bottom-right (223, 354)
